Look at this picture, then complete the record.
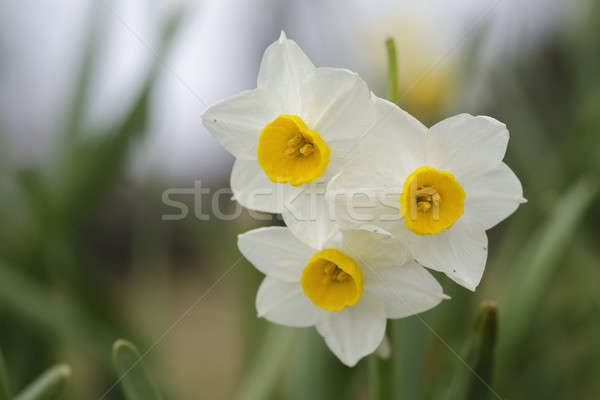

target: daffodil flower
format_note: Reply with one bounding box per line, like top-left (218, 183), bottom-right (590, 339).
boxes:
top-left (202, 32), bottom-right (377, 248)
top-left (238, 226), bottom-right (448, 366)
top-left (328, 97), bottom-right (526, 290)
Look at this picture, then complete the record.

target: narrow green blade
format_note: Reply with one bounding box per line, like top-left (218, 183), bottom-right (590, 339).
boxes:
top-left (14, 364), bottom-right (71, 400)
top-left (447, 302), bottom-right (499, 400)
top-left (500, 177), bottom-right (598, 355)
top-left (112, 339), bottom-right (163, 400)
top-left (234, 326), bottom-right (295, 400)
top-left (0, 348), bottom-right (10, 400)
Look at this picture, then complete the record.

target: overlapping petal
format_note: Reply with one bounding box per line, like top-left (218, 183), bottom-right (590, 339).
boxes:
top-left (256, 276), bottom-right (318, 327)
top-left (316, 293), bottom-right (386, 366)
top-left (300, 68), bottom-right (376, 142)
top-left (337, 229), bottom-right (410, 270)
top-left (426, 114), bottom-right (509, 182)
top-left (257, 31), bottom-right (315, 112)
top-left (408, 218), bottom-right (488, 291)
top-left (231, 159), bottom-right (287, 214)
top-left (281, 182), bottom-right (338, 249)
top-left (238, 226), bottom-right (313, 282)
top-left (364, 261), bottom-right (448, 318)
top-left (201, 88), bottom-right (281, 159)
top-left (463, 162), bottom-right (526, 230)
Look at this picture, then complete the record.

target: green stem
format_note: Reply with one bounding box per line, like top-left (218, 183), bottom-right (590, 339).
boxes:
top-left (385, 37), bottom-right (399, 104)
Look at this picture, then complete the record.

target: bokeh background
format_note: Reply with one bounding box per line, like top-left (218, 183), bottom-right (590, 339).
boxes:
top-left (1, 0), bottom-right (599, 399)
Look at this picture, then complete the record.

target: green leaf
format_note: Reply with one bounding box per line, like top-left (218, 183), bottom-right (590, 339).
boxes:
top-left (447, 301), bottom-right (499, 400)
top-left (53, 11), bottom-right (184, 229)
top-left (499, 177), bottom-right (598, 359)
top-left (14, 364), bottom-right (71, 400)
top-left (234, 326), bottom-right (296, 400)
top-left (112, 339), bottom-right (163, 400)
top-left (368, 350), bottom-right (393, 400)
top-left (390, 317), bottom-right (426, 399)
top-left (0, 348), bottom-right (11, 400)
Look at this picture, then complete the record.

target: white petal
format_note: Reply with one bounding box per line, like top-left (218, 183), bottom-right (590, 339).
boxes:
top-left (201, 88), bottom-right (281, 159)
top-left (282, 182), bottom-right (339, 249)
top-left (319, 138), bottom-right (361, 180)
top-left (325, 96), bottom-right (426, 235)
top-left (427, 114), bottom-right (509, 181)
top-left (257, 32), bottom-right (315, 112)
top-left (316, 293), bottom-right (386, 366)
top-left (337, 230), bottom-right (411, 270)
top-left (300, 68), bottom-right (376, 143)
top-left (365, 96), bottom-right (427, 179)
top-left (327, 159), bottom-right (405, 236)
top-left (231, 159), bottom-right (288, 213)
top-left (364, 261), bottom-right (448, 319)
top-left (408, 218), bottom-right (488, 291)
top-left (256, 276), bottom-right (318, 327)
top-left (238, 227), bottom-right (314, 282)
top-left (464, 162), bottom-right (526, 230)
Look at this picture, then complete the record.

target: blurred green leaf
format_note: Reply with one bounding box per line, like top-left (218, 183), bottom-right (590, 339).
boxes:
top-left (62, 3), bottom-right (104, 140)
top-left (368, 351), bottom-right (392, 400)
top-left (54, 11), bottom-right (184, 230)
top-left (447, 302), bottom-right (499, 400)
top-left (235, 326), bottom-right (295, 400)
top-left (0, 348), bottom-right (10, 400)
top-left (391, 318), bottom-right (426, 399)
top-left (283, 329), bottom-right (351, 400)
top-left (499, 177), bottom-right (598, 364)
top-left (0, 260), bottom-right (115, 369)
top-left (14, 364), bottom-right (71, 400)
top-left (112, 339), bottom-right (163, 400)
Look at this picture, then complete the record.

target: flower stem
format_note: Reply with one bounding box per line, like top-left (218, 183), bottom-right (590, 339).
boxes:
top-left (385, 37), bottom-right (399, 104)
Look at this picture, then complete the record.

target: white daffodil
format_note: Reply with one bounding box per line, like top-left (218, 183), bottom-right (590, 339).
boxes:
top-left (202, 32), bottom-right (377, 248)
top-left (328, 97), bottom-right (526, 291)
top-left (238, 226), bottom-right (448, 366)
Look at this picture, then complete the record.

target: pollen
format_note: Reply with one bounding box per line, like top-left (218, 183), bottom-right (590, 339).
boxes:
top-left (257, 115), bottom-right (330, 186)
top-left (301, 249), bottom-right (363, 311)
top-left (400, 166), bottom-right (465, 235)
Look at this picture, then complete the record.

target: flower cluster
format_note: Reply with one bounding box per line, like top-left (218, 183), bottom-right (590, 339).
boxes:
top-left (202, 32), bottom-right (525, 366)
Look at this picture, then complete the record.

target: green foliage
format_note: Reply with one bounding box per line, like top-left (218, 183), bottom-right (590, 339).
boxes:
top-left (1, 2), bottom-right (600, 400)
top-left (112, 340), bottom-right (163, 400)
top-left (13, 365), bottom-right (71, 400)
top-left (0, 349), bottom-right (10, 400)
top-left (447, 302), bottom-right (498, 400)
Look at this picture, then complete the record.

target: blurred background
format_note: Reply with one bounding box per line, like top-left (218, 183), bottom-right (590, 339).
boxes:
top-left (0, 0), bottom-right (599, 399)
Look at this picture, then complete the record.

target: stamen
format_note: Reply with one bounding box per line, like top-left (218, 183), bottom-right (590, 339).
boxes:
top-left (410, 178), bottom-right (418, 221)
top-left (417, 201), bottom-right (431, 212)
top-left (335, 271), bottom-right (350, 282)
top-left (284, 148), bottom-right (298, 158)
top-left (323, 262), bottom-right (336, 275)
top-left (432, 193), bottom-right (441, 221)
top-left (287, 134), bottom-right (303, 147)
top-left (416, 187), bottom-right (437, 196)
top-left (299, 143), bottom-right (314, 156)
top-left (409, 179), bottom-right (442, 220)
